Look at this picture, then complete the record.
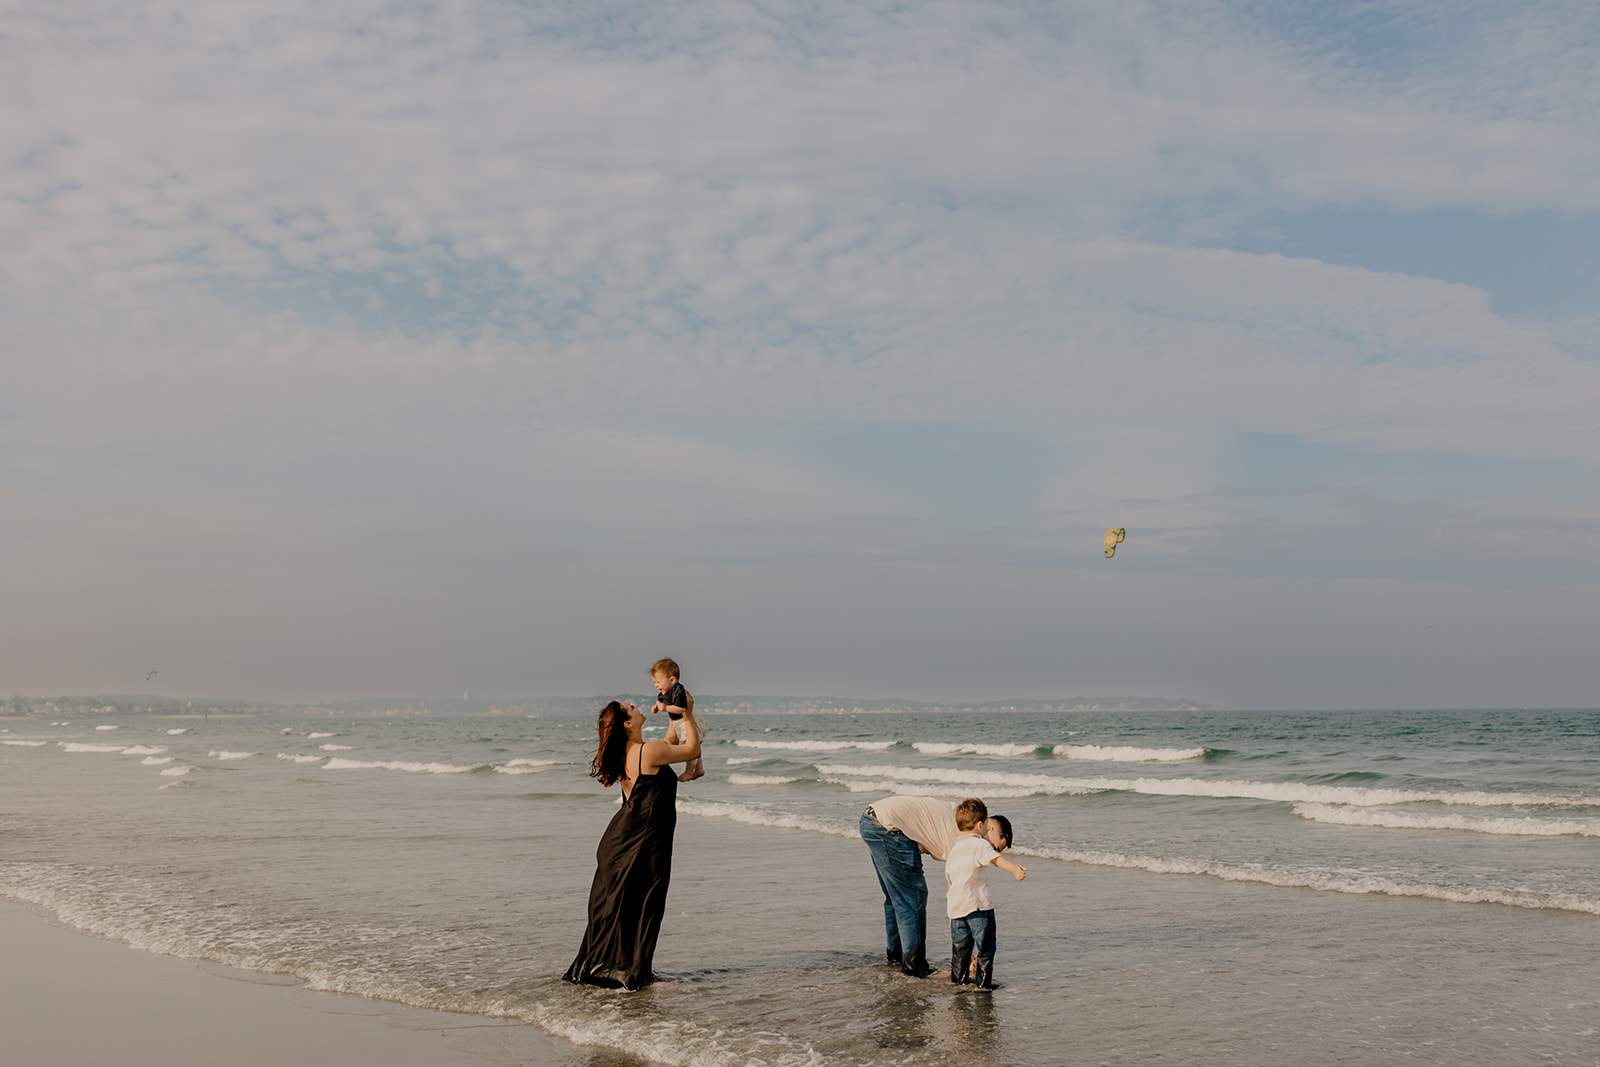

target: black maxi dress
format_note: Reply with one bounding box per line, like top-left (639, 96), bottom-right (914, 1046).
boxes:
top-left (562, 761), bottom-right (678, 989)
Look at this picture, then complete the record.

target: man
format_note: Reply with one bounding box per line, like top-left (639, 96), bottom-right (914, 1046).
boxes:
top-left (859, 795), bottom-right (987, 977)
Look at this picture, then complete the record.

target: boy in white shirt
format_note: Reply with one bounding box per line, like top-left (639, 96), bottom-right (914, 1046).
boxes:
top-left (945, 805), bottom-right (1026, 989)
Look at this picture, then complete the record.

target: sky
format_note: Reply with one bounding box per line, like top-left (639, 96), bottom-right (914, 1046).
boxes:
top-left (3, 0), bottom-right (1598, 709)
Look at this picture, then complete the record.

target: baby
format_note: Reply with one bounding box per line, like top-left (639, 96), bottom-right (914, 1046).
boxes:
top-left (650, 657), bottom-right (706, 782)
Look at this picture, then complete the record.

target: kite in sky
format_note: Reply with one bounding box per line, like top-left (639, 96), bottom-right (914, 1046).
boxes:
top-left (146, 670), bottom-right (157, 680)
top-left (1104, 528), bottom-right (1126, 558)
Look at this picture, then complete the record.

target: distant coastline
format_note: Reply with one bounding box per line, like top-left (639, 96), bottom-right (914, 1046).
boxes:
top-left (2, 693), bottom-right (1221, 718)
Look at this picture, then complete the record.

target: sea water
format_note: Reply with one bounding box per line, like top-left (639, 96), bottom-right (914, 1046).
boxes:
top-left (3, 706), bottom-right (1600, 1065)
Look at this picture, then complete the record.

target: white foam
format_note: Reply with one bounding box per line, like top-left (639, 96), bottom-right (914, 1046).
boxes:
top-left (813, 763), bottom-right (1101, 796)
top-left (1294, 802), bottom-right (1600, 837)
top-left (811, 763), bottom-right (1597, 808)
top-left (727, 774), bottom-right (801, 786)
top-left (159, 765), bottom-right (192, 776)
top-left (529, 1001), bottom-right (823, 1067)
top-left (1015, 843), bottom-right (1600, 917)
top-left (493, 759), bottom-right (561, 774)
top-left (3, 740), bottom-right (47, 747)
top-left (60, 743), bottom-right (127, 753)
top-left (678, 799), bottom-right (859, 841)
top-left (733, 739), bottom-right (895, 751)
top-left (818, 774), bottom-right (1043, 799)
top-left (319, 744), bottom-right (354, 751)
top-left (166, 729), bottom-right (188, 735)
top-left (308, 732), bottom-right (336, 739)
top-left (321, 758), bottom-right (480, 774)
top-left (725, 757), bottom-right (761, 765)
top-left (913, 742), bottom-right (1042, 757)
top-left (818, 776), bottom-right (912, 794)
top-left (1054, 744), bottom-right (1209, 762)
top-left (276, 753), bottom-right (326, 764)
top-left (207, 751), bottom-right (256, 761)
top-left (94, 725), bottom-right (119, 731)
top-left (120, 745), bottom-right (167, 755)
top-left (141, 756), bottom-right (175, 765)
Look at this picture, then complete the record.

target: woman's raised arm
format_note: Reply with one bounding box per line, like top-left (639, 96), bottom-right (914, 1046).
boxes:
top-left (642, 721), bottom-right (701, 774)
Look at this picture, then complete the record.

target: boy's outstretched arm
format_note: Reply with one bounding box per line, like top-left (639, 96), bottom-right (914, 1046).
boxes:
top-left (990, 855), bottom-right (1027, 881)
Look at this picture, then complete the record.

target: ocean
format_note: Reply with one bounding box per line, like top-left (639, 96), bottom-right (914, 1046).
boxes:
top-left (3, 705), bottom-right (1599, 1065)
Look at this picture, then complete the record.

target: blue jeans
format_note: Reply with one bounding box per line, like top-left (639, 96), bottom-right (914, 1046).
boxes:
top-left (860, 811), bottom-right (930, 976)
top-left (951, 908), bottom-right (996, 987)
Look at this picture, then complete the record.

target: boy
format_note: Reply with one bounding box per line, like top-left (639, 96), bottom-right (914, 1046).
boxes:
top-left (650, 657), bottom-right (706, 782)
top-left (946, 803), bottom-right (1026, 989)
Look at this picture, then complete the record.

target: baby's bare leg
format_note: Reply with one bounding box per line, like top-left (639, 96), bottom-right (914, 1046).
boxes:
top-left (679, 714), bottom-right (706, 781)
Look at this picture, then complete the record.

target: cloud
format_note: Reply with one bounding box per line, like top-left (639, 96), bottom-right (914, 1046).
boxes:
top-left (6, 1), bottom-right (1599, 296)
top-left (3, 0), bottom-right (1599, 703)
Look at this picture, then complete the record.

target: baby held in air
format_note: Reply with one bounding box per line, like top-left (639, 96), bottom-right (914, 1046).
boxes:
top-left (650, 657), bottom-right (705, 782)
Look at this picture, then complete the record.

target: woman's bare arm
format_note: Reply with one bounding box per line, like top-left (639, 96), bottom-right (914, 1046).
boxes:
top-left (641, 727), bottom-right (701, 774)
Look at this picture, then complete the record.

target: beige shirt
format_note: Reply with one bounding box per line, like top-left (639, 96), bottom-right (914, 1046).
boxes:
top-left (871, 795), bottom-right (960, 861)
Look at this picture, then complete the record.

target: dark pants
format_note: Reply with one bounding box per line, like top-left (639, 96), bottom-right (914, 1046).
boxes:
top-left (860, 811), bottom-right (931, 977)
top-left (951, 908), bottom-right (996, 988)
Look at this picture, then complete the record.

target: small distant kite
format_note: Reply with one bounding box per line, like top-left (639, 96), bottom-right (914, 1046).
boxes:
top-left (146, 670), bottom-right (157, 680)
top-left (1104, 527), bottom-right (1126, 558)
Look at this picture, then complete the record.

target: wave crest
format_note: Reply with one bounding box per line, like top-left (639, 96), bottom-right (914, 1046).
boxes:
top-left (1054, 744), bottom-right (1208, 762)
top-left (733, 739), bottom-right (894, 752)
top-left (912, 742), bottom-right (1043, 757)
top-left (1293, 802), bottom-right (1600, 837)
top-left (811, 763), bottom-right (1596, 808)
top-left (322, 758), bottom-right (482, 774)
top-left (1016, 843), bottom-right (1600, 916)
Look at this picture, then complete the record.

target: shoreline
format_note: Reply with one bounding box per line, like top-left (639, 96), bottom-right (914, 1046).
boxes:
top-left (0, 899), bottom-right (578, 1067)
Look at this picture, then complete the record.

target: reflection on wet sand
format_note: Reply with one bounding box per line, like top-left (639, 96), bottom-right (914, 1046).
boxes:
top-left (867, 974), bottom-right (1000, 1063)
top-left (939, 988), bottom-right (999, 1058)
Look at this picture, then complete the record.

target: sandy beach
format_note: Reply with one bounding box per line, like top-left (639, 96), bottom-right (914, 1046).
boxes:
top-left (0, 900), bottom-right (578, 1067)
top-left (8, 708), bottom-right (1600, 1065)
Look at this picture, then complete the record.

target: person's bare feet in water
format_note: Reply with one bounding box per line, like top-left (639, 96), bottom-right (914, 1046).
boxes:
top-left (679, 758), bottom-right (705, 782)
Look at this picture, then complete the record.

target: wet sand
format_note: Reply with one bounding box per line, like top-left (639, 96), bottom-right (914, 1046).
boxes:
top-left (0, 900), bottom-right (580, 1067)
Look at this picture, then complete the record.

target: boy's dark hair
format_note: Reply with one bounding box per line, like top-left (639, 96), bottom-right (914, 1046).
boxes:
top-left (989, 814), bottom-right (1013, 849)
top-left (650, 657), bottom-right (680, 681)
top-left (955, 797), bottom-right (989, 831)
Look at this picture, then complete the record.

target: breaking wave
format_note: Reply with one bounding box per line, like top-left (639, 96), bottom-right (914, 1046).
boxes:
top-left (733, 739), bottom-right (895, 752)
top-left (811, 764), bottom-right (1597, 808)
top-left (1016, 843), bottom-right (1600, 917)
top-left (1293, 802), bottom-right (1600, 837)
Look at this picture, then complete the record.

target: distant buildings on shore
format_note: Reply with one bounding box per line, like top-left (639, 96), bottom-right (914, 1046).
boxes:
top-left (3, 693), bottom-right (1219, 718)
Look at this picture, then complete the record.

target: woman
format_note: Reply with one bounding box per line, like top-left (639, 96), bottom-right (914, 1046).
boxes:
top-left (563, 699), bottom-right (702, 989)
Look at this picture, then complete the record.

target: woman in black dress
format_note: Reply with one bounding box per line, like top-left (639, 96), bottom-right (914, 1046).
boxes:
top-left (563, 699), bottom-right (702, 989)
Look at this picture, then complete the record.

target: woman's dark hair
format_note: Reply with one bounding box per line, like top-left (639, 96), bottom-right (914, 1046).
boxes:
top-left (590, 700), bottom-right (631, 786)
top-left (989, 814), bottom-right (1013, 849)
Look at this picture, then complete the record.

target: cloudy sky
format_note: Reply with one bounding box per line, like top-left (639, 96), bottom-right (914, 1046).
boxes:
top-left (4, 0), bottom-right (1598, 708)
